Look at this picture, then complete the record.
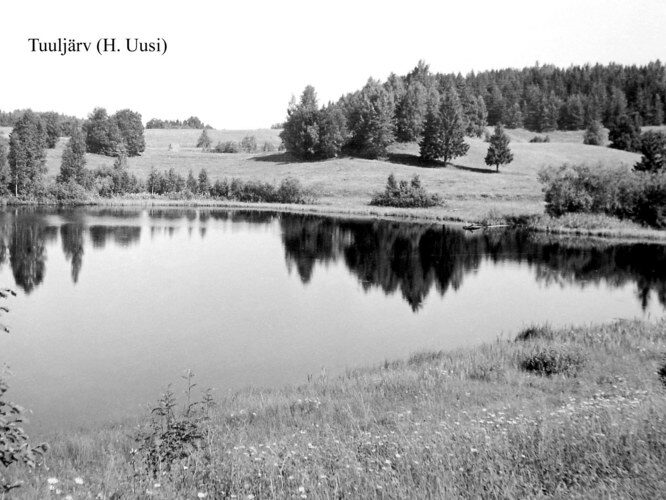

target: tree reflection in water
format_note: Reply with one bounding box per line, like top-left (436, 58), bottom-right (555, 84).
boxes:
top-left (0, 209), bottom-right (664, 311)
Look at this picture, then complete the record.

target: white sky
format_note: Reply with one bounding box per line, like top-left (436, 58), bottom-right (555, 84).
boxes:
top-left (1, 0), bottom-right (665, 129)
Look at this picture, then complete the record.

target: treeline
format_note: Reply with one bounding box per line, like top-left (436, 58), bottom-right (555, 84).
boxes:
top-left (0, 109), bottom-right (83, 141)
top-left (280, 60), bottom-right (666, 160)
top-left (146, 116), bottom-right (212, 129)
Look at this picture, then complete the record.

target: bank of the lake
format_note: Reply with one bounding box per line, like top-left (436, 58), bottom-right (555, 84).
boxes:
top-left (4, 319), bottom-right (666, 498)
top-left (3, 195), bottom-right (666, 244)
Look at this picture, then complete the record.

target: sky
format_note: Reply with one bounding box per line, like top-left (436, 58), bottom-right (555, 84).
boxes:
top-left (1, 0), bottom-right (665, 129)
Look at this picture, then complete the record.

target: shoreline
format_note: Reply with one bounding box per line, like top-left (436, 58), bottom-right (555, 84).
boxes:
top-left (4, 195), bottom-right (666, 244)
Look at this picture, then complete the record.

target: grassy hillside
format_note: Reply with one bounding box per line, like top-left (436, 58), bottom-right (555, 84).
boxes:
top-left (4, 319), bottom-right (666, 498)
top-left (34, 127), bottom-right (647, 223)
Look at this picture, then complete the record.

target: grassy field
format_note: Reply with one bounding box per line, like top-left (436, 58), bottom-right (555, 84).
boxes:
top-left (3, 125), bottom-right (666, 238)
top-left (3, 319), bottom-right (665, 498)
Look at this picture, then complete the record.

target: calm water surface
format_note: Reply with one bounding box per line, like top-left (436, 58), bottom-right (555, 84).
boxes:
top-left (0, 207), bottom-right (664, 435)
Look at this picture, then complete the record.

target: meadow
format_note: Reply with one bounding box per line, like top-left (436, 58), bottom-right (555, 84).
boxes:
top-left (3, 124), bottom-right (666, 241)
top-left (2, 319), bottom-right (665, 498)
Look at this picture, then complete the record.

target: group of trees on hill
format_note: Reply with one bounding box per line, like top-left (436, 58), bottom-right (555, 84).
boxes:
top-left (84, 108), bottom-right (145, 157)
top-left (146, 116), bottom-right (212, 129)
top-left (280, 60), bottom-right (666, 162)
top-left (282, 77), bottom-right (514, 170)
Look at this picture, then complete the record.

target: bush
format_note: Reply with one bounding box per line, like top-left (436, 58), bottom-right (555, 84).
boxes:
top-left (276, 177), bottom-right (310, 203)
top-left (1, 378), bottom-right (49, 493)
top-left (529, 135), bottom-right (550, 143)
top-left (214, 141), bottom-right (240, 153)
top-left (240, 135), bottom-right (258, 153)
top-left (515, 325), bottom-right (553, 342)
top-left (370, 174), bottom-right (443, 208)
top-left (538, 163), bottom-right (666, 227)
top-left (519, 346), bottom-right (586, 376)
top-left (207, 177), bottom-right (313, 204)
top-left (49, 179), bottom-right (90, 203)
top-left (583, 120), bottom-right (605, 146)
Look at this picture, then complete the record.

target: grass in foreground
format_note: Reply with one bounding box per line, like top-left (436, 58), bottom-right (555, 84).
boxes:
top-left (3, 319), bottom-right (666, 498)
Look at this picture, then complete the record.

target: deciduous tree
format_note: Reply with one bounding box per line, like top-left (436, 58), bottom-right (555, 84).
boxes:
top-left (8, 110), bottom-right (47, 196)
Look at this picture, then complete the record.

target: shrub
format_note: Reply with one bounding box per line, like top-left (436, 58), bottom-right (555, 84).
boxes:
top-left (515, 325), bottom-right (553, 342)
top-left (92, 163), bottom-right (143, 197)
top-left (134, 372), bottom-right (214, 476)
top-left (539, 164), bottom-right (666, 227)
top-left (214, 141), bottom-right (240, 153)
top-left (1, 378), bottom-right (49, 493)
top-left (240, 135), bottom-right (258, 153)
top-left (583, 120), bottom-right (605, 146)
top-left (519, 346), bottom-right (586, 376)
top-left (276, 177), bottom-right (310, 203)
top-left (529, 135), bottom-right (550, 143)
top-left (48, 179), bottom-right (90, 203)
top-left (370, 174), bottom-right (443, 208)
top-left (659, 362), bottom-right (666, 387)
top-left (538, 164), bottom-right (629, 216)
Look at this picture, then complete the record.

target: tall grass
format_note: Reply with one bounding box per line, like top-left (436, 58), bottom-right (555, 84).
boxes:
top-left (3, 319), bottom-right (665, 498)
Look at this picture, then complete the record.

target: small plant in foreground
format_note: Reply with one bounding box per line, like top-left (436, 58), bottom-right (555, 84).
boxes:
top-left (529, 135), bottom-right (550, 143)
top-left (134, 371), bottom-right (214, 477)
top-left (1, 289), bottom-right (48, 494)
top-left (370, 174), bottom-right (442, 208)
top-left (519, 346), bottom-right (586, 376)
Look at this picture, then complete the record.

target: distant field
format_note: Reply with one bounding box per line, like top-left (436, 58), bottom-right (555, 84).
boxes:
top-left (3, 125), bottom-right (657, 222)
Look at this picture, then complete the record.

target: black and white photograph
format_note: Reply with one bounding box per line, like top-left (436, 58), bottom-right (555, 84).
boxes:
top-left (1, 0), bottom-right (665, 497)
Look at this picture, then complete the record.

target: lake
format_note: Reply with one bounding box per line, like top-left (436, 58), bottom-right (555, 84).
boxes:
top-left (0, 207), bottom-right (664, 435)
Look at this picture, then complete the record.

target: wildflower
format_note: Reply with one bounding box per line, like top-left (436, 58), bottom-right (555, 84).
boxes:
top-left (197, 493), bottom-right (208, 499)
top-left (298, 486), bottom-right (305, 493)
top-left (74, 477), bottom-right (84, 485)
top-left (48, 478), bottom-right (60, 485)
top-left (154, 483), bottom-right (161, 488)
top-left (247, 495), bottom-right (255, 499)
top-left (470, 448), bottom-right (478, 453)
top-left (65, 496), bottom-right (74, 500)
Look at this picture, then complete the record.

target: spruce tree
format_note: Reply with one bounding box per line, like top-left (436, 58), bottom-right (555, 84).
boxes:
top-left (485, 124), bottom-right (514, 172)
top-left (186, 170), bottom-right (198, 192)
top-left (634, 131), bottom-right (666, 173)
top-left (196, 129), bottom-right (212, 151)
top-left (345, 79), bottom-right (395, 158)
top-left (198, 168), bottom-right (211, 194)
top-left (58, 128), bottom-right (87, 184)
top-left (419, 86), bottom-right (469, 165)
top-left (608, 114), bottom-right (642, 152)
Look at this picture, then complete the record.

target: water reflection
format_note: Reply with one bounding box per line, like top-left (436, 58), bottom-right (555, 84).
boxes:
top-left (281, 216), bottom-right (666, 311)
top-left (0, 208), bottom-right (664, 311)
